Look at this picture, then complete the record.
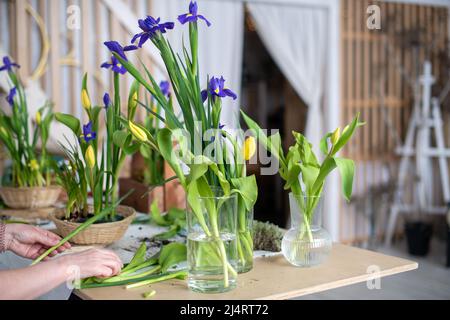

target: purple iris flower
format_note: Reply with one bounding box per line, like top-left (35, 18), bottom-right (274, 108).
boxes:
top-left (159, 81), bottom-right (170, 97)
top-left (0, 56), bottom-right (20, 72)
top-left (103, 41), bottom-right (137, 60)
top-left (6, 87), bottom-right (16, 107)
top-left (101, 56), bottom-right (127, 74)
top-left (201, 76), bottom-right (237, 102)
top-left (178, 1), bottom-right (211, 27)
top-left (103, 93), bottom-right (111, 109)
top-left (131, 16), bottom-right (175, 48)
top-left (80, 121), bottom-right (97, 143)
top-left (102, 41), bottom-right (137, 74)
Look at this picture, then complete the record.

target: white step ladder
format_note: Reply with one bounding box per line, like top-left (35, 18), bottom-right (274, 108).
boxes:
top-left (385, 61), bottom-right (450, 246)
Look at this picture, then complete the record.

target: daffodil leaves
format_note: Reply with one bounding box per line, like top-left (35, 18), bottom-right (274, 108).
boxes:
top-left (242, 111), bottom-right (363, 206)
top-left (122, 242), bottom-right (147, 273)
top-left (150, 200), bottom-right (171, 227)
top-left (334, 157), bottom-right (355, 202)
top-left (112, 131), bottom-right (130, 149)
top-left (55, 113), bottom-right (81, 135)
top-left (158, 242), bottom-right (187, 273)
top-left (112, 130), bottom-right (140, 155)
top-left (187, 178), bottom-right (212, 237)
top-left (331, 114), bottom-right (365, 156)
top-left (320, 132), bottom-right (332, 155)
top-left (157, 128), bottom-right (186, 187)
top-left (241, 110), bottom-right (286, 169)
top-left (230, 175), bottom-right (258, 211)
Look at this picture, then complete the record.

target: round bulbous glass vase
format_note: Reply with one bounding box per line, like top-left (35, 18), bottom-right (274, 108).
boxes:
top-left (282, 194), bottom-right (332, 267)
top-left (186, 188), bottom-right (238, 293)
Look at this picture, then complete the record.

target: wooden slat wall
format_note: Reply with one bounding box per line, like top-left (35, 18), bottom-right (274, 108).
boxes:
top-left (340, 0), bottom-right (449, 244)
top-left (0, 0), bottom-right (156, 175)
top-left (0, 0), bottom-right (154, 126)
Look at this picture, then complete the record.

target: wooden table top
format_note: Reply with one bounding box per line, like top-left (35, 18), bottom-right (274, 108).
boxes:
top-left (75, 243), bottom-right (418, 300)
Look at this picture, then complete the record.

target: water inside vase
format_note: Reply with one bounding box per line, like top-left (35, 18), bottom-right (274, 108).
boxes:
top-left (187, 231), bottom-right (238, 293)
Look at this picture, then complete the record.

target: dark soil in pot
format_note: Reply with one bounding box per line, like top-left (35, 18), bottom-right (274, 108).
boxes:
top-left (61, 212), bottom-right (124, 224)
top-left (405, 221), bottom-right (432, 256)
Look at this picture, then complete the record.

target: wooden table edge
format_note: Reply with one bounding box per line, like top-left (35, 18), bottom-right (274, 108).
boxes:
top-left (256, 261), bottom-right (419, 300)
top-left (74, 261), bottom-right (418, 300)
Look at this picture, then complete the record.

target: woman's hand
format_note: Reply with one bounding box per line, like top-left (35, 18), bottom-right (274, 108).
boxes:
top-left (57, 248), bottom-right (123, 279)
top-left (4, 224), bottom-right (71, 260)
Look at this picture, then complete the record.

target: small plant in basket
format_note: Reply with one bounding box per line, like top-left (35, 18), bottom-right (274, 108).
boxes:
top-left (0, 56), bottom-right (61, 209)
top-left (35, 72), bottom-right (141, 251)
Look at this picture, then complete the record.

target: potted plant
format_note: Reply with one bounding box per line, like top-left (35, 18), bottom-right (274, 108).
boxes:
top-left (50, 72), bottom-right (139, 245)
top-left (404, 211), bottom-right (433, 256)
top-left (242, 112), bottom-right (364, 267)
top-left (119, 81), bottom-right (169, 213)
top-left (106, 1), bottom-right (258, 292)
top-left (0, 56), bottom-right (61, 210)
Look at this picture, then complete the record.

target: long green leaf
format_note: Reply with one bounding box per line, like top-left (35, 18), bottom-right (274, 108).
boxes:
top-left (334, 157), bottom-right (355, 202)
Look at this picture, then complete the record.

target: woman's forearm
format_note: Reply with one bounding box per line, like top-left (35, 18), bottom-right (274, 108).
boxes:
top-left (0, 258), bottom-right (70, 300)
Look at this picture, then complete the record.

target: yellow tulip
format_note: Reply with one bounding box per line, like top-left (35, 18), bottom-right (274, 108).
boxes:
top-left (130, 92), bottom-right (138, 110)
top-left (81, 89), bottom-right (91, 110)
top-left (243, 137), bottom-right (256, 161)
top-left (129, 121), bottom-right (148, 142)
top-left (331, 127), bottom-right (340, 145)
top-left (36, 111), bottom-right (41, 125)
top-left (85, 145), bottom-right (96, 169)
top-left (28, 159), bottom-right (40, 171)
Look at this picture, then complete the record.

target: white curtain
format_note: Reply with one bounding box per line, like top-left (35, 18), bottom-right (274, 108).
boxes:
top-left (152, 0), bottom-right (244, 129)
top-left (247, 3), bottom-right (328, 151)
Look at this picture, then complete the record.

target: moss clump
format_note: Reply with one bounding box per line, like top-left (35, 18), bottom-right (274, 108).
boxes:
top-left (253, 220), bottom-right (284, 252)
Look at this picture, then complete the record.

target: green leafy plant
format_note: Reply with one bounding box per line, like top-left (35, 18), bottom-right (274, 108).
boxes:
top-left (242, 111), bottom-right (364, 241)
top-left (0, 57), bottom-right (54, 187)
top-left (105, 2), bottom-right (259, 286)
top-left (54, 74), bottom-right (140, 219)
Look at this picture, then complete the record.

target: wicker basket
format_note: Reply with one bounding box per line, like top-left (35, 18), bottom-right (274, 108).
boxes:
top-left (50, 205), bottom-right (136, 245)
top-left (0, 186), bottom-right (62, 209)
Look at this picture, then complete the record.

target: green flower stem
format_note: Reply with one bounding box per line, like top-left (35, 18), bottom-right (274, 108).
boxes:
top-left (110, 153), bottom-right (127, 217)
top-left (125, 271), bottom-right (187, 290)
top-left (80, 271), bottom-right (186, 289)
top-left (120, 258), bottom-right (159, 276)
top-left (102, 266), bottom-right (161, 283)
top-left (291, 187), bottom-right (314, 243)
top-left (237, 238), bottom-right (245, 265)
top-left (209, 209), bottom-right (231, 287)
